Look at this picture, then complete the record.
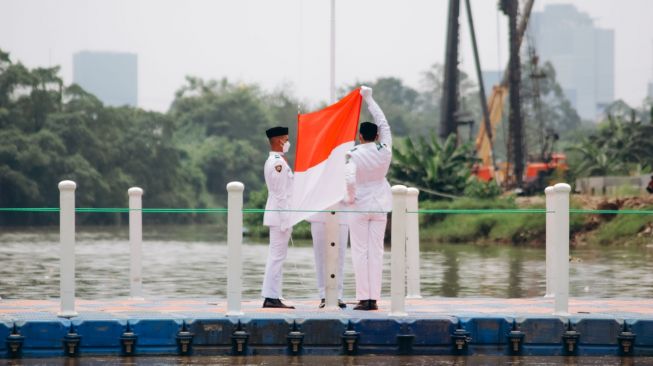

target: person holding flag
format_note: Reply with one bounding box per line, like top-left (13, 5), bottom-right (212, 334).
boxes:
top-left (291, 87), bottom-right (362, 309)
top-left (344, 86), bottom-right (393, 311)
top-left (261, 126), bottom-right (295, 309)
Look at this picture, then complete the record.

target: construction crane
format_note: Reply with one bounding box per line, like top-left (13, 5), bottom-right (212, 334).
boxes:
top-left (473, 0), bottom-right (533, 184)
top-left (473, 0), bottom-right (568, 190)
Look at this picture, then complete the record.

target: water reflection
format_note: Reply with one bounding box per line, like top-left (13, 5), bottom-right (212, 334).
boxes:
top-left (1, 226), bottom-right (652, 299)
top-left (507, 248), bottom-right (523, 298)
top-left (441, 247), bottom-right (460, 297)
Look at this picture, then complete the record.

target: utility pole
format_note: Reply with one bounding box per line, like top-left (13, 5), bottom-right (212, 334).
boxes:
top-left (330, 0), bottom-right (336, 104)
top-left (464, 0), bottom-right (496, 170)
top-left (440, 0), bottom-right (461, 141)
top-left (500, 0), bottom-right (524, 187)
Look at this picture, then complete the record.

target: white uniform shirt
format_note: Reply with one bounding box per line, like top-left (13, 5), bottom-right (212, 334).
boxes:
top-left (263, 152), bottom-right (294, 228)
top-left (344, 96), bottom-right (392, 212)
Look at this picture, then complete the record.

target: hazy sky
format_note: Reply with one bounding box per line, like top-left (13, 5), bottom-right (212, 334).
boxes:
top-left (1, 0), bottom-right (652, 112)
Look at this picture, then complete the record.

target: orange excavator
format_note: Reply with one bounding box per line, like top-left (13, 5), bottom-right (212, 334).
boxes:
top-left (473, 85), bottom-right (568, 187)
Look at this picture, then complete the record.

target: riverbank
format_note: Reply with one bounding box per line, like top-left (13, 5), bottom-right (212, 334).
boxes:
top-left (420, 194), bottom-right (653, 247)
top-left (244, 194), bottom-right (653, 247)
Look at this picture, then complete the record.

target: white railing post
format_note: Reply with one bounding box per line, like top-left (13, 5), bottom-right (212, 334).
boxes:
top-left (405, 188), bottom-right (422, 299)
top-left (226, 181), bottom-right (244, 316)
top-left (128, 187), bottom-right (144, 300)
top-left (544, 186), bottom-right (554, 298)
top-left (552, 183), bottom-right (571, 315)
top-left (324, 206), bottom-right (339, 310)
top-left (58, 180), bottom-right (78, 318)
top-left (389, 185), bottom-right (408, 317)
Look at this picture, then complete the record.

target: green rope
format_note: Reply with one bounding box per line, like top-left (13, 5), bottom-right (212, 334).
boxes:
top-left (0, 208), bottom-right (60, 212)
top-left (411, 209), bottom-right (550, 214)
top-left (569, 209), bottom-right (653, 215)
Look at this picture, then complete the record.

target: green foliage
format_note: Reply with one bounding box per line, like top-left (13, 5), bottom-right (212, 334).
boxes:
top-left (420, 201), bottom-right (547, 245)
top-left (243, 187), bottom-right (267, 237)
top-left (340, 77), bottom-right (431, 138)
top-left (591, 205), bottom-right (653, 245)
top-left (391, 133), bottom-right (478, 199)
top-left (419, 198), bottom-right (530, 244)
top-left (568, 102), bottom-right (653, 178)
top-left (463, 178), bottom-right (502, 199)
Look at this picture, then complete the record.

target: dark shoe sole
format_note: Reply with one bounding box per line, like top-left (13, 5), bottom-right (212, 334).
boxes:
top-left (263, 304), bottom-right (295, 309)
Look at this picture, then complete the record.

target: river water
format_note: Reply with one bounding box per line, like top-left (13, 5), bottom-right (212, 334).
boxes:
top-left (1, 225), bottom-right (653, 300)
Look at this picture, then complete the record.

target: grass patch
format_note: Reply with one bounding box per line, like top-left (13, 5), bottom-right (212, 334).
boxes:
top-left (590, 205), bottom-right (653, 245)
top-left (420, 197), bottom-right (548, 245)
top-left (419, 196), bottom-right (588, 245)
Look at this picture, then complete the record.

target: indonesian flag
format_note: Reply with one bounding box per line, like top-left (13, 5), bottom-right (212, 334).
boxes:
top-left (289, 88), bottom-right (362, 226)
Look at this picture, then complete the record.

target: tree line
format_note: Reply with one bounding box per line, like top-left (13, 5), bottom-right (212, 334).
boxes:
top-left (2, 47), bottom-right (639, 226)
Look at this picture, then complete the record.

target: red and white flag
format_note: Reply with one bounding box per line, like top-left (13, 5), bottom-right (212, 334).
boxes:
top-left (289, 88), bottom-right (362, 226)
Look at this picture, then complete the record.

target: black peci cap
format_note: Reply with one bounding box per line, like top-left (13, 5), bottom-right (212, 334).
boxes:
top-left (266, 126), bottom-right (289, 138)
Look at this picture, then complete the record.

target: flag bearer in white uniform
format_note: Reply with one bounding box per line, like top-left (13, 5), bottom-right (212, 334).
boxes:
top-left (344, 86), bottom-right (393, 311)
top-left (308, 212), bottom-right (348, 309)
top-left (261, 126), bottom-right (295, 309)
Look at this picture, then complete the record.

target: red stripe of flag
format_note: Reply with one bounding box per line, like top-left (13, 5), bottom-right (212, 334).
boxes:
top-left (294, 88), bottom-right (362, 172)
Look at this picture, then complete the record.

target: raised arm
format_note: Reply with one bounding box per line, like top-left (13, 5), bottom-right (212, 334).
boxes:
top-left (361, 86), bottom-right (392, 150)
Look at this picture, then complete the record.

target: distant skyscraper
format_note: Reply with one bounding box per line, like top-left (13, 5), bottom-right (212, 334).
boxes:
top-left (73, 51), bottom-right (138, 107)
top-left (529, 4), bottom-right (614, 120)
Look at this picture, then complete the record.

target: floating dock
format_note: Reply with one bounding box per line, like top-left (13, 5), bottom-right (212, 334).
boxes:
top-left (2, 297), bottom-right (653, 358)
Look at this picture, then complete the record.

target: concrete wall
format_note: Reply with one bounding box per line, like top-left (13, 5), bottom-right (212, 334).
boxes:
top-left (575, 174), bottom-right (652, 195)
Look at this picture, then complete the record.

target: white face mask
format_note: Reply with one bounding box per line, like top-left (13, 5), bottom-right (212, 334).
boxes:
top-left (282, 141), bottom-right (291, 153)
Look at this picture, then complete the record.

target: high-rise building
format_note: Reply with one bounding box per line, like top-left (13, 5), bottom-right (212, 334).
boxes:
top-left (529, 4), bottom-right (614, 120)
top-left (73, 51), bottom-right (138, 107)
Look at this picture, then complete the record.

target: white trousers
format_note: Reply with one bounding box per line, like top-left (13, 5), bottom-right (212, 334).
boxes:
top-left (348, 212), bottom-right (387, 301)
top-left (310, 222), bottom-right (348, 299)
top-left (261, 226), bottom-right (292, 299)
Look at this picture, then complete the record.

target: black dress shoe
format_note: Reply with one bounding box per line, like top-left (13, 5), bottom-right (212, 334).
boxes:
top-left (353, 300), bottom-right (370, 310)
top-left (368, 299), bottom-right (378, 310)
top-left (263, 298), bottom-right (295, 309)
top-left (319, 298), bottom-right (347, 309)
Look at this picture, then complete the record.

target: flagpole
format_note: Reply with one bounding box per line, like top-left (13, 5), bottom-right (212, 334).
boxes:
top-left (330, 0), bottom-right (336, 104)
top-left (324, 0), bottom-right (339, 311)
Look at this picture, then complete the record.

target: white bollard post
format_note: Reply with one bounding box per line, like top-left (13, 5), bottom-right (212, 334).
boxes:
top-left (544, 186), bottom-right (555, 298)
top-left (226, 182), bottom-right (245, 316)
top-left (58, 180), bottom-right (78, 318)
top-left (552, 183), bottom-right (571, 315)
top-left (128, 187), bottom-right (144, 300)
top-left (324, 206), bottom-right (339, 310)
top-left (405, 188), bottom-right (422, 299)
top-left (389, 185), bottom-right (408, 317)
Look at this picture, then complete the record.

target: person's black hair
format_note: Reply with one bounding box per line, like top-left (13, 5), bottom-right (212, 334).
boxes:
top-left (359, 122), bottom-right (378, 141)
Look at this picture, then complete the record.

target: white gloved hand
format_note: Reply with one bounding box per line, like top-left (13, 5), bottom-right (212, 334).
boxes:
top-left (360, 85), bottom-right (373, 98)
